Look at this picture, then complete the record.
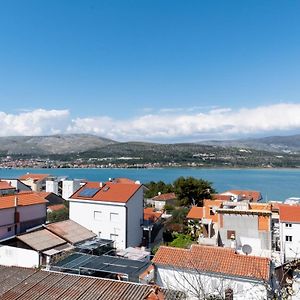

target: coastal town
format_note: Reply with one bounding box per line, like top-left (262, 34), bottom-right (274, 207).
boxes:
top-left (0, 173), bottom-right (299, 299)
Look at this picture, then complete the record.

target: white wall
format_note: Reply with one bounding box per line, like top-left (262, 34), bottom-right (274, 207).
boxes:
top-left (62, 180), bottom-right (81, 200)
top-left (126, 187), bottom-right (143, 247)
top-left (156, 266), bottom-right (269, 300)
top-left (280, 221), bottom-right (300, 262)
top-left (69, 200), bottom-right (127, 249)
top-left (0, 245), bottom-right (39, 268)
top-left (18, 204), bottom-right (46, 222)
top-left (0, 208), bottom-right (16, 240)
top-left (46, 181), bottom-right (58, 194)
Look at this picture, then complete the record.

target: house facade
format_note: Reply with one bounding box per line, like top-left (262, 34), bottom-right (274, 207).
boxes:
top-left (68, 179), bottom-right (144, 249)
top-left (153, 244), bottom-right (272, 300)
top-left (0, 192), bottom-right (47, 240)
top-left (19, 173), bottom-right (50, 192)
top-left (279, 205), bottom-right (300, 262)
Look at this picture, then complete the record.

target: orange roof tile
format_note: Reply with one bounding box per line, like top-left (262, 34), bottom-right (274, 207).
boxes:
top-left (186, 206), bottom-right (204, 219)
top-left (152, 244), bottom-right (270, 281)
top-left (279, 205), bottom-right (300, 223)
top-left (0, 192), bottom-right (48, 210)
top-left (211, 194), bottom-right (232, 201)
top-left (144, 208), bottom-right (163, 221)
top-left (47, 204), bottom-right (66, 212)
top-left (223, 190), bottom-right (262, 202)
top-left (0, 181), bottom-right (15, 190)
top-left (152, 193), bottom-right (176, 202)
top-left (70, 181), bottom-right (142, 203)
top-left (19, 173), bottom-right (50, 182)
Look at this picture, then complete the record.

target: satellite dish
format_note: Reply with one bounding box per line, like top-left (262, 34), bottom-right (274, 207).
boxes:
top-left (242, 244), bottom-right (252, 255)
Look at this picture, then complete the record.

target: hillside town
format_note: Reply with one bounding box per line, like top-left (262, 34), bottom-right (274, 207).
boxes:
top-left (0, 173), bottom-right (299, 299)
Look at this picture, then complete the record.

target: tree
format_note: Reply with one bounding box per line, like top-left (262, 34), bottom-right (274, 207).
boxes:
top-left (47, 207), bottom-right (69, 223)
top-left (144, 180), bottom-right (174, 198)
top-left (173, 176), bottom-right (215, 206)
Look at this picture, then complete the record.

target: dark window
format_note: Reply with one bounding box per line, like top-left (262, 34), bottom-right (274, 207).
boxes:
top-left (285, 223), bottom-right (292, 228)
top-left (225, 288), bottom-right (233, 300)
top-left (209, 207), bottom-right (215, 215)
top-left (227, 230), bottom-right (235, 240)
top-left (7, 227), bottom-right (12, 232)
top-left (286, 236), bottom-right (292, 242)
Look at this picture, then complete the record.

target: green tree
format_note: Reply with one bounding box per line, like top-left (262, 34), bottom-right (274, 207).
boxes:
top-left (144, 180), bottom-right (174, 198)
top-left (173, 176), bottom-right (215, 206)
top-left (47, 207), bottom-right (69, 223)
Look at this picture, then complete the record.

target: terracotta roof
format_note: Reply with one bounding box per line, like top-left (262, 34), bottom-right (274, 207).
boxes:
top-left (0, 192), bottom-right (47, 210)
top-left (0, 180), bottom-right (15, 190)
top-left (152, 193), bottom-right (176, 202)
top-left (222, 190), bottom-right (262, 202)
top-left (46, 219), bottom-right (96, 244)
top-left (186, 206), bottom-right (204, 219)
top-left (70, 181), bottom-right (142, 203)
top-left (19, 173), bottom-right (50, 182)
top-left (211, 194), bottom-right (232, 201)
top-left (152, 244), bottom-right (270, 281)
top-left (144, 208), bottom-right (163, 222)
top-left (47, 204), bottom-right (66, 212)
top-left (279, 205), bottom-right (300, 223)
top-left (0, 265), bottom-right (185, 300)
top-left (114, 177), bottom-right (137, 184)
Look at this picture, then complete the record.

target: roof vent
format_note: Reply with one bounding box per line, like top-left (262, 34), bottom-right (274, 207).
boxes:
top-left (99, 182), bottom-right (103, 188)
top-left (103, 186), bottom-right (110, 192)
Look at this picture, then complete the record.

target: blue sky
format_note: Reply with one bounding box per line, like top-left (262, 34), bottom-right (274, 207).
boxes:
top-left (0, 1), bottom-right (300, 141)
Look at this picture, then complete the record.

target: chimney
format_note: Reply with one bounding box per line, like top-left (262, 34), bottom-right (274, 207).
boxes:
top-left (158, 192), bottom-right (161, 196)
top-left (100, 182), bottom-right (103, 188)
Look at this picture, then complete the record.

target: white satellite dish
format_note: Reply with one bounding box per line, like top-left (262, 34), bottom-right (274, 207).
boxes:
top-left (242, 244), bottom-right (252, 255)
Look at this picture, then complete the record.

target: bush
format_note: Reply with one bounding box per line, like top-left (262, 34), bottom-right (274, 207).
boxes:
top-left (169, 233), bottom-right (193, 249)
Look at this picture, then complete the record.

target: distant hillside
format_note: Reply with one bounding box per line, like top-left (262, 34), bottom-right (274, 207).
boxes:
top-left (0, 134), bottom-right (117, 155)
top-left (199, 134), bottom-right (300, 153)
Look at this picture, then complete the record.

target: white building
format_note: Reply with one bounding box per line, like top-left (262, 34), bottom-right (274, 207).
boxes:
top-left (153, 244), bottom-right (272, 300)
top-left (279, 205), bottom-right (300, 262)
top-left (68, 178), bottom-right (144, 249)
top-left (19, 173), bottom-right (50, 192)
top-left (0, 192), bottom-right (47, 240)
top-left (220, 190), bottom-right (262, 202)
top-left (62, 179), bottom-right (82, 200)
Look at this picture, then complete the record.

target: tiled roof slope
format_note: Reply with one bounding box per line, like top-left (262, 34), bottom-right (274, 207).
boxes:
top-left (0, 192), bottom-right (47, 209)
top-left (279, 205), bottom-right (300, 223)
top-left (19, 173), bottom-right (49, 182)
top-left (186, 206), bottom-right (203, 219)
top-left (152, 193), bottom-right (176, 201)
top-left (0, 265), bottom-right (185, 300)
top-left (0, 180), bottom-right (15, 190)
top-left (223, 190), bottom-right (262, 202)
top-left (70, 181), bottom-right (142, 203)
top-left (153, 244), bottom-right (270, 281)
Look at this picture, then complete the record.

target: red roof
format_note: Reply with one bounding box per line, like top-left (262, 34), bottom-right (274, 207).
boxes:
top-left (19, 173), bottom-right (50, 182)
top-left (186, 206), bottom-right (204, 219)
top-left (279, 205), bottom-right (300, 223)
top-left (0, 181), bottom-right (15, 190)
top-left (153, 244), bottom-right (270, 281)
top-left (223, 190), bottom-right (262, 202)
top-left (0, 192), bottom-right (48, 210)
top-left (144, 208), bottom-right (163, 222)
top-left (152, 193), bottom-right (176, 202)
top-left (211, 194), bottom-right (232, 201)
top-left (70, 180), bottom-right (142, 203)
top-left (47, 204), bottom-right (66, 212)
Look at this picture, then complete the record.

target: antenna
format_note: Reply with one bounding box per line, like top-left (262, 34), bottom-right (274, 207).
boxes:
top-left (242, 244), bottom-right (252, 255)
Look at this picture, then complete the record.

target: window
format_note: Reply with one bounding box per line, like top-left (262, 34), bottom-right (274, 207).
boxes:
top-left (209, 207), bottom-right (215, 216)
top-left (94, 211), bottom-right (102, 221)
top-left (285, 223), bottom-right (292, 228)
top-left (227, 230), bottom-right (236, 240)
top-left (286, 236), bottom-right (292, 242)
top-left (110, 212), bottom-right (119, 222)
top-left (225, 288), bottom-right (233, 300)
top-left (7, 227), bottom-right (12, 232)
top-left (110, 233), bottom-right (118, 241)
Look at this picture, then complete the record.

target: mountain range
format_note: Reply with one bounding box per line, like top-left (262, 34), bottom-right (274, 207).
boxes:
top-left (0, 133), bottom-right (299, 155)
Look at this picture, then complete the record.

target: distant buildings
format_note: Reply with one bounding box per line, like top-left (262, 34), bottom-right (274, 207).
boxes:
top-left (19, 173), bottom-right (50, 192)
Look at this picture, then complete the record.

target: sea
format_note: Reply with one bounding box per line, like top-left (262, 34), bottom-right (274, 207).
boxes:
top-left (0, 168), bottom-right (299, 202)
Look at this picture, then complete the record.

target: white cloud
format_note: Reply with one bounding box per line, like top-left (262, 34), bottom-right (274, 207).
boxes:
top-left (0, 109), bottom-right (70, 136)
top-left (1, 103), bottom-right (300, 141)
